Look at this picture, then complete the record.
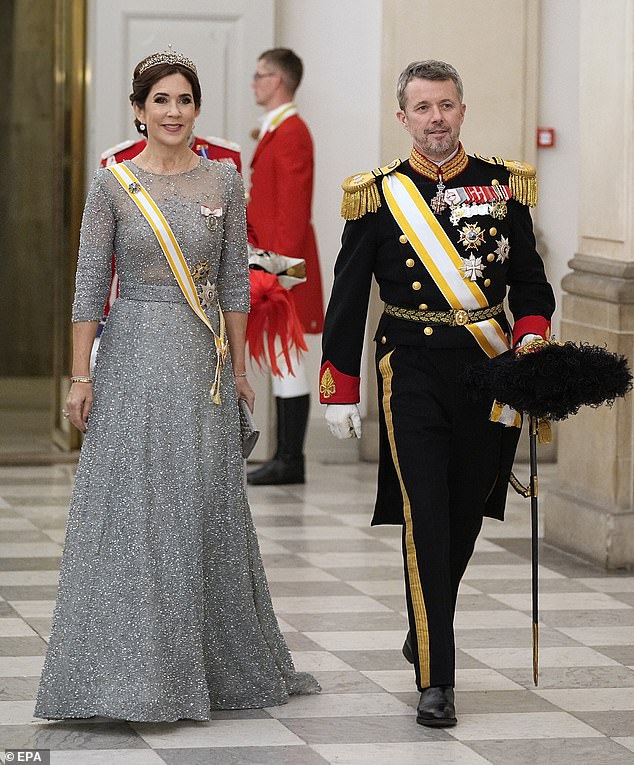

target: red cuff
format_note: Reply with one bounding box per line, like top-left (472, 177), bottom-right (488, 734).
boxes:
top-left (512, 315), bottom-right (551, 347)
top-left (319, 362), bottom-right (360, 404)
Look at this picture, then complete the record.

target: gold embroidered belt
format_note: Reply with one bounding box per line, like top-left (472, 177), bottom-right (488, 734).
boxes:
top-left (384, 301), bottom-right (504, 327)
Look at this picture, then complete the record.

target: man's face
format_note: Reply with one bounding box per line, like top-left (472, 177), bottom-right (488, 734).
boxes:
top-left (396, 78), bottom-right (466, 161)
top-left (252, 57), bottom-right (282, 108)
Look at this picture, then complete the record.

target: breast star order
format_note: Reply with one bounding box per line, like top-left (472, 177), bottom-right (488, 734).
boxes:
top-left (198, 280), bottom-right (216, 309)
top-left (460, 254), bottom-right (485, 282)
top-left (494, 235), bottom-right (511, 263)
top-left (458, 222), bottom-right (486, 250)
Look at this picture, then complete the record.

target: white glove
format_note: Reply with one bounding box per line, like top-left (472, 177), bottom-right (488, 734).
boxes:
top-left (325, 404), bottom-right (362, 439)
top-left (517, 333), bottom-right (542, 349)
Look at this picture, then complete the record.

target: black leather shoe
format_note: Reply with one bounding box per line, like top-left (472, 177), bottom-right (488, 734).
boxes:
top-left (416, 685), bottom-right (457, 727)
top-left (247, 457), bottom-right (304, 485)
top-left (402, 631), bottom-right (414, 664)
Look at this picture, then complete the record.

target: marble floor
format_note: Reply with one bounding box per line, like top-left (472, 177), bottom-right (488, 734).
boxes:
top-left (1, 459), bottom-right (634, 764)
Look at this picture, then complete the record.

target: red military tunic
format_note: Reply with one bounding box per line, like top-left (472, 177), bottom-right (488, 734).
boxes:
top-left (247, 107), bottom-right (323, 334)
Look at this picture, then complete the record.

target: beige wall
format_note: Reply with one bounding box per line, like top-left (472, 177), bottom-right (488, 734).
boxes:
top-left (544, 0), bottom-right (634, 567)
top-left (380, 0), bottom-right (539, 163)
top-left (578, 0), bottom-right (633, 262)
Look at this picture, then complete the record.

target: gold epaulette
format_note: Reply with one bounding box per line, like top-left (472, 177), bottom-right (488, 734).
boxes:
top-left (341, 159), bottom-right (401, 220)
top-left (474, 154), bottom-right (538, 207)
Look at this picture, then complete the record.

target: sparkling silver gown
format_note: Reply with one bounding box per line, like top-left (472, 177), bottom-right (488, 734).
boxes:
top-left (35, 158), bottom-right (319, 722)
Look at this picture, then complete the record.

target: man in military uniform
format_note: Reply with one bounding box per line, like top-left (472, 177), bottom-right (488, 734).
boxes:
top-left (320, 60), bottom-right (555, 727)
top-left (246, 48), bottom-right (324, 486)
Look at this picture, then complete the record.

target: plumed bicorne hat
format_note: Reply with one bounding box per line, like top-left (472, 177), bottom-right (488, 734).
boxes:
top-left (464, 339), bottom-right (632, 421)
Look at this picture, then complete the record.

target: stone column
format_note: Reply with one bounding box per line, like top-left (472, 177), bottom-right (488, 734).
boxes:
top-left (544, 0), bottom-right (634, 568)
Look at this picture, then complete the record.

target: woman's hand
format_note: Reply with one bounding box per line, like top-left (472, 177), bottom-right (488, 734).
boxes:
top-left (65, 382), bottom-right (93, 433)
top-left (235, 375), bottom-right (255, 413)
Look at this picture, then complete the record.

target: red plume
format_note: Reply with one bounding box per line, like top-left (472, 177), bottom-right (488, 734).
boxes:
top-left (246, 269), bottom-right (307, 376)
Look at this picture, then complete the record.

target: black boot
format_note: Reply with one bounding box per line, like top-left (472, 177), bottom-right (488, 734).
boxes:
top-left (416, 686), bottom-right (457, 727)
top-left (247, 395), bottom-right (309, 485)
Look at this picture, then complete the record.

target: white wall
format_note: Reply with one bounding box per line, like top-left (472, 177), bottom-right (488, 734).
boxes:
top-left (538, 0), bottom-right (581, 336)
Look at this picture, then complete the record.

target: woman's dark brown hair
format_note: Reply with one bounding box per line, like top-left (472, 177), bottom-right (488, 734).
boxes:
top-left (129, 60), bottom-right (202, 137)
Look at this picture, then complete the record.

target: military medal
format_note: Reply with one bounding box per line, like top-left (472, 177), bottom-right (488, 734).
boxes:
top-left (458, 222), bottom-right (486, 250)
top-left (430, 177), bottom-right (447, 215)
top-left (490, 200), bottom-right (507, 219)
top-left (200, 204), bottom-right (224, 231)
top-left (494, 235), bottom-right (511, 262)
top-left (460, 254), bottom-right (485, 281)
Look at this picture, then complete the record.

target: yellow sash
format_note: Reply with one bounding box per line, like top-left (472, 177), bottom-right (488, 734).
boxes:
top-left (382, 172), bottom-right (510, 359)
top-left (107, 162), bottom-right (227, 404)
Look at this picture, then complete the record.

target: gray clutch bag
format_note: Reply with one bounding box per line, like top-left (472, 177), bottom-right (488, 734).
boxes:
top-left (238, 399), bottom-right (260, 458)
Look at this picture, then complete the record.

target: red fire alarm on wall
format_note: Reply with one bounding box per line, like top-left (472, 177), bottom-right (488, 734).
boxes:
top-left (537, 127), bottom-right (556, 148)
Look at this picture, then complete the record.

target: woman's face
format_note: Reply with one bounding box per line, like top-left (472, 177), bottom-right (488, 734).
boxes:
top-left (134, 72), bottom-right (200, 148)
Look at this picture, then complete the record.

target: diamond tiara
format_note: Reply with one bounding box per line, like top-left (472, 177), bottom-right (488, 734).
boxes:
top-left (138, 49), bottom-right (198, 77)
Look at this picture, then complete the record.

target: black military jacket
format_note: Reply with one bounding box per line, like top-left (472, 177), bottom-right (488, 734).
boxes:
top-left (320, 147), bottom-right (555, 404)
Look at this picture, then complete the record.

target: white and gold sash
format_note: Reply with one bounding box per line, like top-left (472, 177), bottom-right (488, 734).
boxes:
top-left (382, 171), bottom-right (520, 427)
top-left (382, 172), bottom-right (510, 359)
top-left (107, 162), bottom-right (228, 404)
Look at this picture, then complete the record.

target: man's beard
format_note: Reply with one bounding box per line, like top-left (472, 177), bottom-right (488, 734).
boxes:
top-left (420, 129), bottom-right (458, 159)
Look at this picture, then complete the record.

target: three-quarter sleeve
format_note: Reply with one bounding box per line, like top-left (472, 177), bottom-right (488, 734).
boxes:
top-left (71, 170), bottom-right (116, 322)
top-left (217, 168), bottom-right (250, 313)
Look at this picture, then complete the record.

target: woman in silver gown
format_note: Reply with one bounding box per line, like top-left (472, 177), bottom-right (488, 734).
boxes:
top-left (35, 51), bottom-right (319, 722)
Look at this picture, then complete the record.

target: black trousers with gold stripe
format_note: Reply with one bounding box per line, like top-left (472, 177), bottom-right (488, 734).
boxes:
top-left (376, 343), bottom-right (507, 690)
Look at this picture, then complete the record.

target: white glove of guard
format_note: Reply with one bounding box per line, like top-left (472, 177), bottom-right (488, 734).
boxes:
top-left (517, 333), bottom-right (542, 349)
top-left (325, 404), bottom-right (362, 439)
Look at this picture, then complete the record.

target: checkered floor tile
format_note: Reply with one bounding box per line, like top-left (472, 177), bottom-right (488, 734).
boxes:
top-left (1, 461), bottom-right (634, 764)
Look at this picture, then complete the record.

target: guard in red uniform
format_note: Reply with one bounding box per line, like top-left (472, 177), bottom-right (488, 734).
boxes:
top-left (320, 60), bottom-right (555, 728)
top-left (246, 48), bottom-right (324, 486)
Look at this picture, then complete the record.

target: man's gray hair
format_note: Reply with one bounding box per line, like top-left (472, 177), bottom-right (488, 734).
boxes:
top-left (396, 60), bottom-right (464, 111)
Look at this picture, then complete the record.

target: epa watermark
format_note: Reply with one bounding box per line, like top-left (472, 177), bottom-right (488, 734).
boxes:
top-left (4, 751), bottom-right (50, 764)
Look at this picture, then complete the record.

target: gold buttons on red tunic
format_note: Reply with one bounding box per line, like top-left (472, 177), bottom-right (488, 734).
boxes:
top-left (412, 281), bottom-right (421, 291)
top-left (487, 253), bottom-right (495, 262)
top-left (484, 278), bottom-right (491, 287)
top-left (419, 303), bottom-right (428, 310)
top-left (489, 227), bottom-right (497, 236)
top-left (424, 326), bottom-right (433, 336)
top-left (492, 179), bottom-right (499, 186)
top-left (399, 234), bottom-right (408, 244)
top-left (406, 258), bottom-right (415, 268)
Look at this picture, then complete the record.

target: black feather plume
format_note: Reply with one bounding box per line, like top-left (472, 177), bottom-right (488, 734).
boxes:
top-left (464, 342), bottom-right (632, 421)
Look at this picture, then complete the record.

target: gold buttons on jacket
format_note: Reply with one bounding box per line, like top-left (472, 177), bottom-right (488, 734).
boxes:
top-left (419, 303), bottom-right (428, 310)
top-left (406, 258), bottom-right (415, 268)
top-left (424, 326), bottom-right (433, 336)
top-left (487, 253), bottom-right (495, 263)
top-left (484, 278), bottom-right (491, 287)
top-left (412, 281), bottom-right (422, 291)
top-left (492, 179), bottom-right (499, 186)
top-left (399, 234), bottom-right (408, 244)
top-left (489, 227), bottom-right (497, 236)
top-left (380, 336), bottom-right (387, 345)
